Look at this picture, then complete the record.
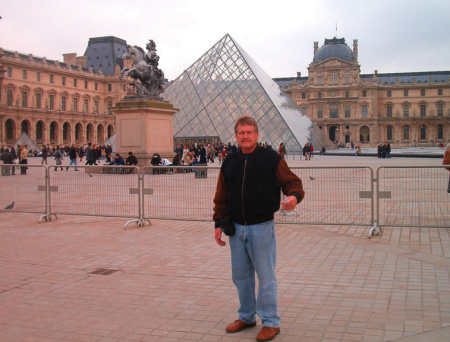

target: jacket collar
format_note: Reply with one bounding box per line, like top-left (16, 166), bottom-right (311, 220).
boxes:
top-left (238, 144), bottom-right (260, 160)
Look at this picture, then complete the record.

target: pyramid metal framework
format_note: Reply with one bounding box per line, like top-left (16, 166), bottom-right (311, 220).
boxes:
top-left (12, 132), bottom-right (41, 152)
top-left (163, 34), bottom-right (335, 153)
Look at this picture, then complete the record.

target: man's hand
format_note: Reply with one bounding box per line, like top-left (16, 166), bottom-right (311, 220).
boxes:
top-left (215, 227), bottom-right (226, 246)
top-left (281, 195), bottom-right (297, 211)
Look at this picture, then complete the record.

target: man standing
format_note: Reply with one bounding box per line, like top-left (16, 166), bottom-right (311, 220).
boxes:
top-left (213, 115), bottom-right (304, 342)
top-left (41, 145), bottom-right (48, 165)
top-left (67, 144), bottom-right (79, 171)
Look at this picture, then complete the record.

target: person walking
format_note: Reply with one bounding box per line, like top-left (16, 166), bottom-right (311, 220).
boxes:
top-left (54, 146), bottom-right (64, 171)
top-left (41, 145), bottom-right (48, 165)
top-left (67, 144), bottom-right (79, 171)
top-left (213, 115), bottom-right (304, 342)
top-left (443, 143), bottom-right (450, 193)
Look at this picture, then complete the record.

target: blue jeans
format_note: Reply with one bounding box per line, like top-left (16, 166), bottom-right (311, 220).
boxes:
top-left (69, 158), bottom-right (78, 170)
top-left (229, 220), bottom-right (280, 327)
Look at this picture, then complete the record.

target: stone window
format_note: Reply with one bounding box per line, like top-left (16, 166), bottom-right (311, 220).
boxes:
top-left (419, 125), bottom-right (427, 140)
top-left (344, 71), bottom-right (350, 84)
top-left (85, 81), bottom-right (88, 89)
top-left (301, 92), bottom-right (305, 99)
top-left (387, 105), bottom-right (392, 117)
top-left (74, 79), bottom-right (77, 87)
top-left (36, 72), bottom-right (40, 82)
top-left (331, 72), bottom-right (336, 85)
top-left (49, 95), bottom-right (54, 110)
top-left (94, 100), bottom-right (99, 112)
top-left (421, 89), bottom-right (425, 96)
top-left (387, 126), bottom-right (393, 141)
top-left (362, 90), bottom-right (367, 97)
top-left (345, 91), bottom-right (349, 98)
top-left (387, 90), bottom-right (391, 97)
top-left (22, 92), bottom-right (27, 107)
top-left (403, 126), bottom-right (410, 140)
top-left (73, 98), bottom-right (78, 112)
top-left (22, 70), bottom-right (27, 79)
top-left (362, 105), bottom-right (367, 118)
top-left (345, 105), bottom-right (350, 118)
top-left (50, 75), bottom-right (54, 84)
top-left (62, 77), bottom-right (66, 86)
top-left (36, 93), bottom-right (41, 109)
top-left (420, 104), bottom-right (426, 117)
top-left (404, 90), bottom-right (408, 97)
top-left (438, 88), bottom-right (443, 96)
top-left (62, 97), bottom-right (67, 111)
top-left (36, 121), bottom-right (43, 140)
top-left (437, 125), bottom-right (444, 140)
top-left (318, 92), bottom-right (322, 99)
top-left (84, 99), bottom-right (88, 112)
top-left (95, 83), bottom-right (98, 91)
top-left (7, 67), bottom-right (12, 77)
top-left (108, 84), bottom-right (112, 92)
top-left (330, 104), bottom-right (338, 118)
top-left (437, 104), bottom-right (443, 116)
top-left (7, 90), bottom-right (13, 106)
top-left (317, 73), bottom-right (323, 85)
top-left (403, 105), bottom-right (409, 117)
top-left (318, 106), bottom-right (323, 118)
top-left (6, 119), bottom-right (14, 140)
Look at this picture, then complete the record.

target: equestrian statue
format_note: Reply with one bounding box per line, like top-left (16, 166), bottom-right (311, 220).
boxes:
top-left (120, 40), bottom-right (165, 99)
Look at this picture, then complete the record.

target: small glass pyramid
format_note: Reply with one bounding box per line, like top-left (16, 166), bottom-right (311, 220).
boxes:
top-left (164, 34), bottom-right (334, 153)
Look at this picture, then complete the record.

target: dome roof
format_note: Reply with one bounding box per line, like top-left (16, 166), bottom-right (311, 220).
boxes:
top-left (313, 37), bottom-right (355, 63)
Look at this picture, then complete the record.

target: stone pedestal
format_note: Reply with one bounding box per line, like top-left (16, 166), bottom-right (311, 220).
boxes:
top-left (113, 98), bottom-right (178, 166)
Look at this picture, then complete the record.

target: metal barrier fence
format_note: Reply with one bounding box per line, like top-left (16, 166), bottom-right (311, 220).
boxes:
top-left (276, 167), bottom-right (374, 226)
top-left (377, 166), bottom-right (450, 228)
top-left (2, 164), bottom-right (449, 232)
top-left (142, 166), bottom-right (220, 222)
top-left (0, 165), bottom-right (47, 219)
top-left (140, 166), bottom-right (375, 228)
top-left (48, 165), bottom-right (140, 226)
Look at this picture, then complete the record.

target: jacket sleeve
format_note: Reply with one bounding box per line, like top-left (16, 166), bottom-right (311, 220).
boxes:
top-left (444, 150), bottom-right (450, 171)
top-left (213, 168), bottom-right (227, 228)
top-left (276, 158), bottom-right (305, 203)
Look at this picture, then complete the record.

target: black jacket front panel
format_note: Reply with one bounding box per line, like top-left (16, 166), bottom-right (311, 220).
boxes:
top-left (222, 146), bottom-right (282, 225)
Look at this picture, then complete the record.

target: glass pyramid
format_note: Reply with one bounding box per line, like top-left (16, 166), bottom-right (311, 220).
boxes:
top-left (163, 34), bottom-right (335, 153)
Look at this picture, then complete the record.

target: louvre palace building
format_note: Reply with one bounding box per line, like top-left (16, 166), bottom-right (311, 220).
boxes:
top-left (274, 37), bottom-right (450, 147)
top-left (0, 36), bottom-right (131, 148)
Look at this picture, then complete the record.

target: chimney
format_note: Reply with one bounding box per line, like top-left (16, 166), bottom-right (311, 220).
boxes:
top-left (62, 53), bottom-right (77, 65)
top-left (314, 41), bottom-right (318, 54)
top-left (297, 72), bottom-right (301, 77)
top-left (353, 39), bottom-right (358, 61)
top-left (76, 56), bottom-right (87, 68)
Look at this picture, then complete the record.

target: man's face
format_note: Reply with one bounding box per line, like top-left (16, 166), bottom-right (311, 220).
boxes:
top-left (235, 124), bottom-right (258, 152)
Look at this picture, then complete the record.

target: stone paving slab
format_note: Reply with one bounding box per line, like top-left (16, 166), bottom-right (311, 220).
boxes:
top-left (0, 213), bottom-right (449, 342)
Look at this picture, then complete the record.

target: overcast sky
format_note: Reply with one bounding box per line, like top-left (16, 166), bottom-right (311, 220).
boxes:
top-left (1, 0), bottom-right (449, 81)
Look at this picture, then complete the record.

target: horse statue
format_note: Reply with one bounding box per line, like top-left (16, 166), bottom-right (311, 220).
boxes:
top-left (120, 43), bottom-right (165, 99)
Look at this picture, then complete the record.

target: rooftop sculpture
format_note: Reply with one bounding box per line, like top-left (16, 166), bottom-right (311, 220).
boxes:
top-left (120, 40), bottom-right (165, 99)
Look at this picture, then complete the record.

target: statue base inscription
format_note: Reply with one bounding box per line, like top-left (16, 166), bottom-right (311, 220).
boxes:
top-left (113, 99), bottom-right (178, 166)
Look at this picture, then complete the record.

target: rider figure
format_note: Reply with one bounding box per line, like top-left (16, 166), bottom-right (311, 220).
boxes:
top-left (145, 40), bottom-right (163, 92)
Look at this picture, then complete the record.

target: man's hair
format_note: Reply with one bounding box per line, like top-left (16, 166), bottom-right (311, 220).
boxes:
top-left (234, 115), bottom-right (258, 134)
top-left (128, 151), bottom-right (133, 155)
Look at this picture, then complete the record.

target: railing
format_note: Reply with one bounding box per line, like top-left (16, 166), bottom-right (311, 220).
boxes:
top-left (2, 165), bottom-right (449, 233)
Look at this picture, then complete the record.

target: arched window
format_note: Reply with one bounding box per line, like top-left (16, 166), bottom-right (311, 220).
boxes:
top-left (21, 120), bottom-right (29, 135)
top-left (419, 125), bottom-right (427, 140)
top-left (387, 126), bottom-right (393, 141)
top-left (344, 71), bottom-right (350, 84)
top-left (403, 126), bottom-right (410, 140)
top-left (317, 73), bottom-right (323, 85)
top-left (6, 119), bottom-right (15, 140)
top-left (437, 125), bottom-right (444, 140)
top-left (107, 124), bottom-right (113, 138)
top-left (331, 72), bottom-right (336, 85)
top-left (36, 121), bottom-right (44, 141)
top-left (330, 104), bottom-right (338, 118)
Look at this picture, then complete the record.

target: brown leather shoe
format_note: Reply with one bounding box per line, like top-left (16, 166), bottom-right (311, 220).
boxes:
top-left (226, 319), bottom-right (257, 333)
top-left (256, 326), bottom-right (280, 342)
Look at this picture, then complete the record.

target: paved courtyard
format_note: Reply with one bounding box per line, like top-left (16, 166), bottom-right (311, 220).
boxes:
top-left (0, 154), bottom-right (449, 342)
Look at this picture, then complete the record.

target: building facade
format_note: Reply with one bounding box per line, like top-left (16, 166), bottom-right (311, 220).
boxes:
top-left (275, 37), bottom-right (450, 147)
top-left (0, 36), bottom-right (131, 148)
